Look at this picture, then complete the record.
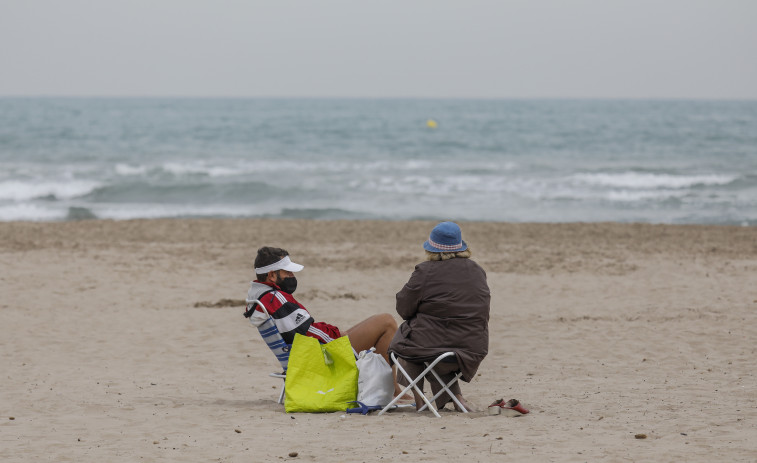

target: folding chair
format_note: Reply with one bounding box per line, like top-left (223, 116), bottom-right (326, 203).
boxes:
top-left (245, 299), bottom-right (290, 404)
top-left (378, 351), bottom-right (468, 418)
top-left (247, 298), bottom-right (365, 405)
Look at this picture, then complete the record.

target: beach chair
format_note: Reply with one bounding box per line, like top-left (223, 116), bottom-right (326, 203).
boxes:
top-left (245, 299), bottom-right (363, 405)
top-left (378, 351), bottom-right (468, 418)
top-left (245, 299), bottom-right (290, 404)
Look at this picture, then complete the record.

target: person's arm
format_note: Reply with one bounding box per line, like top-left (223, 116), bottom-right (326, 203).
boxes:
top-left (395, 264), bottom-right (425, 320)
top-left (274, 292), bottom-right (342, 343)
top-left (261, 290), bottom-right (320, 344)
top-left (307, 322), bottom-right (341, 343)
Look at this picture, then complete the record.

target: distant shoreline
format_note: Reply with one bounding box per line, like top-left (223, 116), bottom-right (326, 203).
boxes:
top-left (3, 95), bottom-right (757, 103)
top-left (3, 218), bottom-right (753, 264)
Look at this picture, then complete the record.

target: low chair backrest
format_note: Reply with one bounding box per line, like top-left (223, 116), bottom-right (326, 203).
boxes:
top-left (246, 299), bottom-right (291, 371)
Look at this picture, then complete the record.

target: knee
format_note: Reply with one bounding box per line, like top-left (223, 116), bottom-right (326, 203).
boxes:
top-left (378, 313), bottom-right (397, 331)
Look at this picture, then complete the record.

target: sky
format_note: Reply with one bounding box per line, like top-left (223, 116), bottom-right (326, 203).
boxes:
top-left (1, 0), bottom-right (756, 100)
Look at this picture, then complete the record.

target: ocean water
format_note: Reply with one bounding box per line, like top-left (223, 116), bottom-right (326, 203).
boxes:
top-left (1, 97), bottom-right (755, 225)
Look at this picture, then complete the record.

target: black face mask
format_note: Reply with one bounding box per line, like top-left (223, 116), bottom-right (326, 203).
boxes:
top-left (277, 275), bottom-right (298, 294)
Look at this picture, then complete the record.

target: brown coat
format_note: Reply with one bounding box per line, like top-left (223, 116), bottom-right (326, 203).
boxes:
top-left (388, 257), bottom-right (490, 382)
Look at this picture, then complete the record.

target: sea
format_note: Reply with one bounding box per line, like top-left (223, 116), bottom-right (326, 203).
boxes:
top-left (1, 97), bottom-right (755, 225)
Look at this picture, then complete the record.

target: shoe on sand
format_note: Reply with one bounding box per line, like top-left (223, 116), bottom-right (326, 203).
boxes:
top-left (488, 398), bottom-right (504, 415)
top-left (504, 399), bottom-right (530, 415)
top-left (488, 398), bottom-right (530, 416)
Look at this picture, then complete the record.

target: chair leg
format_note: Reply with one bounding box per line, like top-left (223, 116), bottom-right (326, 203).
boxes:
top-left (419, 370), bottom-right (467, 413)
top-left (277, 381), bottom-right (285, 404)
top-left (398, 360), bottom-right (441, 417)
top-left (378, 355), bottom-right (442, 417)
top-left (269, 372), bottom-right (287, 405)
top-left (445, 375), bottom-right (468, 413)
top-left (379, 352), bottom-right (465, 417)
top-left (407, 353), bottom-right (465, 414)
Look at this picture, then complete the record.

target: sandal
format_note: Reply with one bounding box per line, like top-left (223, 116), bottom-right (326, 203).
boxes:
top-left (488, 398), bottom-right (530, 416)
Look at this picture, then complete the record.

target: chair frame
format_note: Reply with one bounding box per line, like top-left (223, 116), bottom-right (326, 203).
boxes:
top-left (247, 298), bottom-right (290, 404)
top-left (378, 351), bottom-right (468, 418)
top-left (250, 298), bottom-right (358, 405)
top-left (269, 372), bottom-right (286, 404)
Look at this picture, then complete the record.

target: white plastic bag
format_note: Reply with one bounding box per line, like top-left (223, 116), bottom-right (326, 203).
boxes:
top-left (356, 348), bottom-right (394, 407)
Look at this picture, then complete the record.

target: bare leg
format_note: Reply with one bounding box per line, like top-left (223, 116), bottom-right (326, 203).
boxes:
top-left (397, 358), bottom-right (472, 409)
top-left (345, 313), bottom-right (397, 363)
top-left (395, 358), bottom-right (429, 404)
top-left (453, 394), bottom-right (476, 413)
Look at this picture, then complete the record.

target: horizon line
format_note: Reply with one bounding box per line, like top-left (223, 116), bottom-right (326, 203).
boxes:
top-left (2, 94), bottom-right (756, 102)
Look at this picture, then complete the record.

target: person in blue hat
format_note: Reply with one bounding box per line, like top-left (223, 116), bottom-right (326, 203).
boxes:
top-left (388, 221), bottom-right (491, 412)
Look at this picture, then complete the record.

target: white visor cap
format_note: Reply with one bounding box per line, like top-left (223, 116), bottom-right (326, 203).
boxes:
top-left (254, 255), bottom-right (304, 274)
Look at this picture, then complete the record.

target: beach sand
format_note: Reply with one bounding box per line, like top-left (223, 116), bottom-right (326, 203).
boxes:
top-left (1, 219), bottom-right (755, 462)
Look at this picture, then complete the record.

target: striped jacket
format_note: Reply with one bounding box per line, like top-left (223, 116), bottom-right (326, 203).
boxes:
top-left (245, 281), bottom-right (341, 344)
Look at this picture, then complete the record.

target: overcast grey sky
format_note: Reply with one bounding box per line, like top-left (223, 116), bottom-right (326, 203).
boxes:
top-left (1, 0), bottom-right (756, 99)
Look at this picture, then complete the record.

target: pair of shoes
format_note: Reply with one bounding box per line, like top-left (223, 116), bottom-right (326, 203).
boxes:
top-left (488, 398), bottom-right (530, 416)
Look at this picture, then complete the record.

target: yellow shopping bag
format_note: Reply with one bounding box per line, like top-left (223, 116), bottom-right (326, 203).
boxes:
top-left (284, 334), bottom-right (358, 413)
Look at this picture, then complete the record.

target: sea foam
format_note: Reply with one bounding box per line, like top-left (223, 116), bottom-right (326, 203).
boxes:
top-left (0, 180), bottom-right (101, 201)
top-left (571, 172), bottom-right (736, 189)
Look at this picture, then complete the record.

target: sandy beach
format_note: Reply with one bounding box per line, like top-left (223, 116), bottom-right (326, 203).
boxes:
top-left (1, 218), bottom-right (755, 462)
